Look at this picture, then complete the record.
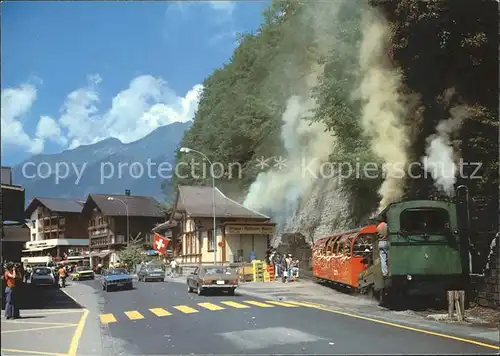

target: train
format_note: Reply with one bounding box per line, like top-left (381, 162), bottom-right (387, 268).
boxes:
top-left (312, 199), bottom-right (467, 306)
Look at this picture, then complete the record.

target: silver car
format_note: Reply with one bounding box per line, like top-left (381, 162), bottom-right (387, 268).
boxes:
top-left (30, 267), bottom-right (56, 287)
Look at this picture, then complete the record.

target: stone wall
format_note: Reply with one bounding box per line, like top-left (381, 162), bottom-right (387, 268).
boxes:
top-left (472, 234), bottom-right (499, 309)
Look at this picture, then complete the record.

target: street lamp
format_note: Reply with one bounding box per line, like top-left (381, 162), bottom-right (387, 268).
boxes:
top-left (107, 197), bottom-right (129, 246)
top-left (179, 147), bottom-right (217, 264)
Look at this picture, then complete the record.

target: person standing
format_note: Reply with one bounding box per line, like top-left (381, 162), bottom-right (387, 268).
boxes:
top-left (4, 262), bottom-right (18, 319)
top-left (58, 264), bottom-right (67, 288)
top-left (170, 259), bottom-right (178, 278)
top-left (24, 265), bottom-right (32, 283)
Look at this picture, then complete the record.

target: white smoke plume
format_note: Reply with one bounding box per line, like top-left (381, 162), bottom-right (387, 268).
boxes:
top-left (357, 12), bottom-right (410, 212)
top-left (422, 105), bottom-right (472, 195)
top-left (243, 95), bottom-right (336, 238)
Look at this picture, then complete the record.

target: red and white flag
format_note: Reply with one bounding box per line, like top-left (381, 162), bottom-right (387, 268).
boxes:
top-left (153, 232), bottom-right (170, 255)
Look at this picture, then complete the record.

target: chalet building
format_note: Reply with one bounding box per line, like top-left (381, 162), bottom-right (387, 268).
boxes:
top-left (1, 166), bottom-right (25, 223)
top-left (1, 166), bottom-right (28, 264)
top-left (153, 185), bottom-right (275, 265)
top-left (3, 224), bottom-right (30, 263)
top-left (23, 197), bottom-right (89, 265)
top-left (82, 193), bottom-right (165, 267)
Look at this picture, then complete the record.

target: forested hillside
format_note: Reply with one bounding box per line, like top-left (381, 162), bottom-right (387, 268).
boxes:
top-left (168, 0), bottom-right (498, 247)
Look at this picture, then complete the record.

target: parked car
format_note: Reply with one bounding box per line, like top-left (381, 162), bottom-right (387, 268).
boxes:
top-left (102, 268), bottom-right (133, 292)
top-left (30, 267), bottom-right (57, 287)
top-left (72, 266), bottom-right (95, 281)
top-left (138, 264), bottom-right (165, 282)
top-left (187, 266), bottom-right (239, 296)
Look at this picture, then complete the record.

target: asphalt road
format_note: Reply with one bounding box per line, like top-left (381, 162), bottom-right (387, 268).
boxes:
top-left (65, 277), bottom-right (499, 355)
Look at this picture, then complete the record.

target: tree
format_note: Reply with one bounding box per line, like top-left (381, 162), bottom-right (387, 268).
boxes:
top-left (117, 244), bottom-right (144, 271)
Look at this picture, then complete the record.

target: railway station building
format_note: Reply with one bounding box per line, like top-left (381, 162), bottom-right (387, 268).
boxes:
top-left (153, 185), bottom-right (275, 265)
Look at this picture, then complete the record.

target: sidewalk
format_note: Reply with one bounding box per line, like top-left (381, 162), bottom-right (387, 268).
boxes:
top-left (167, 275), bottom-right (499, 346)
top-left (1, 306), bottom-right (87, 356)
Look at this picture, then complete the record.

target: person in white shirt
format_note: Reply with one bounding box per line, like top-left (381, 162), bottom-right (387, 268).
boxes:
top-left (170, 259), bottom-right (178, 278)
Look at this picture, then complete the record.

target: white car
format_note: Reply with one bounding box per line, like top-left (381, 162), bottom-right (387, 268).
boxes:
top-left (30, 267), bottom-right (56, 287)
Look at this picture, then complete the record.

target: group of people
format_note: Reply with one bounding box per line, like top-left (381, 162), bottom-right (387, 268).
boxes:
top-left (266, 250), bottom-right (300, 283)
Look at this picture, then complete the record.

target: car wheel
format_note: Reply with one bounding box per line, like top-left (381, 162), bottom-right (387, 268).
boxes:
top-left (187, 284), bottom-right (192, 293)
top-left (228, 288), bottom-right (235, 296)
top-left (197, 285), bottom-right (203, 296)
top-left (127, 283), bottom-right (133, 290)
top-left (102, 284), bottom-right (105, 291)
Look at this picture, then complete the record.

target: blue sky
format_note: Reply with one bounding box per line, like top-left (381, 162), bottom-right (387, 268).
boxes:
top-left (1, 1), bottom-right (269, 166)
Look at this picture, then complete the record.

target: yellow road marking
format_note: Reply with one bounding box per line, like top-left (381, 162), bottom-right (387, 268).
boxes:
top-left (3, 320), bottom-right (78, 326)
top-left (125, 311), bottom-right (144, 320)
top-left (2, 325), bottom-right (71, 334)
top-left (295, 300), bottom-right (500, 350)
top-left (174, 305), bottom-right (199, 314)
top-left (220, 301), bottom-right (250, 309)
top-left (100, 313), bottom-right (117, 324)
top-left (150, 308), bottom-right (172, 317)
top-left (265, 300), bottom-right (298, 307)
top-left (67, 308), bottom-right (89, 356)
top-left (198, 302), bottom-right (225, 311)
top-left (244, 300), bottom-right (275, 308)
top-left (0, 348), bottom-right (65, 356)
top-left (286, 301), bottom-right (321, 307)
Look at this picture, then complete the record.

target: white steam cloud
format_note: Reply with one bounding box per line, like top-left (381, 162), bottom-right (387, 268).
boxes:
top-left (358, 12), bottom-right (410, 212)
top-left (243, 95), bottom-right (336, 235)
top-left (422, 105), bottom-right (472, 195)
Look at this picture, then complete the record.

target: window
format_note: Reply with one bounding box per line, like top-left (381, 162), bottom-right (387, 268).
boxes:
top-left (59, 218), bottom-right (65, 226)
top-left (207, 230), bottom-right (214, 252)
top-left (400, 208), bottom-right (451, 235)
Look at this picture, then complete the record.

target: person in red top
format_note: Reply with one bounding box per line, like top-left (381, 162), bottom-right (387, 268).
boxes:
top-left (4, 262), bottom-right (18, 319)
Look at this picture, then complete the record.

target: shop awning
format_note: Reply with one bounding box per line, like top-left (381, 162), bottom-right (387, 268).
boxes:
top-left (22, 246), bottom-right (56, 252)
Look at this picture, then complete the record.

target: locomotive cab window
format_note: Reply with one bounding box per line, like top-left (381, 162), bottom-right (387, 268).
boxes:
top-left (400, 208), bottom-right (451, 235)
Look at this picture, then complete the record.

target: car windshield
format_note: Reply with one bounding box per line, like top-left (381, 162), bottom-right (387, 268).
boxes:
top-left (108, 268), bottom-right (127, 275)
top-left (76, 267), bottom-right (89, 272)
top-left (33, 268), bottom-right (51, 275)
top-left (147, 266), bottom-right (163, 272)
top-left (204, 267), bottom-right (233, 275)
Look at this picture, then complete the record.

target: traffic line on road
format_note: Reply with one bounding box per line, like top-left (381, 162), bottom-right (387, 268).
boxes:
top-left (150, 308), bottom-right (172, 317)
top-left (265, 300), bottom-right (298, 307)
top-left (98, 300), bottom-right (306, 324)
top-left (100, 313), bottom-right (117, 324)
top-left (291, 300), bottom-right (500, 351)
top-left (0, 348), bottom-right (66, 356)
top-left (244, 300), bottom-right (275, 308)
top-left (198, 302), bottom-right (225, 311)
top-left (124, 311), bottom-right (145, 320)
top-left (220, 301), bottom-right (250, 309)
top-left (1, 325), bottom-right (72, 334)
top-left (174, 305), bottom-right (199, 314)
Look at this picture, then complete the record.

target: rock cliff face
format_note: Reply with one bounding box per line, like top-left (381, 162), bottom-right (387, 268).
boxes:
top-left (272, 177), bottom-right (353, 246)
top-left (473, 235), bottom-right (500, 309)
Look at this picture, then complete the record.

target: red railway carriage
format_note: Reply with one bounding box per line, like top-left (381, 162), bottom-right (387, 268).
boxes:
top-left (312, 225), bottom-right (377, 288)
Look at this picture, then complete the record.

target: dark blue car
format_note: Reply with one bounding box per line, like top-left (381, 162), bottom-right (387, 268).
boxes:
top-left (102, 268), bottom-right (133, 292)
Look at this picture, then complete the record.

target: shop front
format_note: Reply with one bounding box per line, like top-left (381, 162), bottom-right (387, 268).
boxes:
top-left (21, 238), bottom-right (89, 265)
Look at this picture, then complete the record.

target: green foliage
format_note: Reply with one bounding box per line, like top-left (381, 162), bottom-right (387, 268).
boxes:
top-left (117, 245), bottom-right (144, 271)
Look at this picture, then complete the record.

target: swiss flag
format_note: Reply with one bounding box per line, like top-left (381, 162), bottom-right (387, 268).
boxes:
top-left (153, 233), bottom-right (170, 254)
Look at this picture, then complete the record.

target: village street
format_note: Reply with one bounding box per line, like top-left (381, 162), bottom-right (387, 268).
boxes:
top-left (2, 276), bottom-right (498, 355)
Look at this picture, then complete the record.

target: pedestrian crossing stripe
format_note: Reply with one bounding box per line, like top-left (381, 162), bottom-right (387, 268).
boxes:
top-left (198, 302), bottom-right (225, 311)
top-left (220, 301), bottom-right (249, 308)
top-left (264, 300), bottom-right (298, 307)
top-left (174, 305), bottom-right (199, 314)
top-left (150, 308), bottom-right (172, 317)
top-left (99, 300), bottom-right (309, 324)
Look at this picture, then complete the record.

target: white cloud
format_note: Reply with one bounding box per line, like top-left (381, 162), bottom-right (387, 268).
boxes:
top-left (35, 115), bottom-right (68, 146)
top-left (1, 84), bottom-right (44, 154)
top-left (2, 74), bottom-right (203, 155)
